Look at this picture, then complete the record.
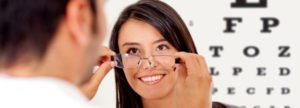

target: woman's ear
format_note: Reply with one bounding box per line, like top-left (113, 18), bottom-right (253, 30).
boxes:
top-left (65, 0), bottom-right (93, 47)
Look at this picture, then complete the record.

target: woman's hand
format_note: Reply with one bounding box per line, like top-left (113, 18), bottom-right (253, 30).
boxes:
top-left (80, 46), bottom-right (116, 100)
top-left (174, 52), bottom-right (213, 108)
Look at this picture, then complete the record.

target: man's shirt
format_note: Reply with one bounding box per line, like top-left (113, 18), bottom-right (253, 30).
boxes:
top-left (0, 75), bottom-right (96, 108)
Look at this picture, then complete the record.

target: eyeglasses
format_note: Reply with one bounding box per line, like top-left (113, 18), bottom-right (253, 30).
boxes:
top-left (111, 54), bottom-right (180, 70)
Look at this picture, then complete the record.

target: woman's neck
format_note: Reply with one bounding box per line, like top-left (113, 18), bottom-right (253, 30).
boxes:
top-left (142, 91), bottom-right (176, 108)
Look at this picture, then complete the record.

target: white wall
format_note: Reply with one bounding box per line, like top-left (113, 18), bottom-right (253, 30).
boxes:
top-left (90, 0), bottom-right (300, 108)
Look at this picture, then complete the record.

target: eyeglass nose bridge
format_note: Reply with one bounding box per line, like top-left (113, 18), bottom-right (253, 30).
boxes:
top-left (137, 56), bottom-right (154, 67)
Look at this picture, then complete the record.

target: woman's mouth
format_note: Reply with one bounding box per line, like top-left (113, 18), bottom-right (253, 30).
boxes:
top-left (138, 74), bottom-right (166, 85)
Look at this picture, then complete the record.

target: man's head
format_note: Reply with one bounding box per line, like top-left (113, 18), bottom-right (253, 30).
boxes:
top-left (0, 0), bottom-right (107, 85)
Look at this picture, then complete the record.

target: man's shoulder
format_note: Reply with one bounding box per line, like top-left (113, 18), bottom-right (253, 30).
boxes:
top-left (0, 77), bottom-right (95, 108)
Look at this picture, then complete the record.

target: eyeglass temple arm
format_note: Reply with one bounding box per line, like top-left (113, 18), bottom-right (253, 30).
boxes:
top-left (111, 56), bottom-right (125, 67)
top-left (175, 58), bottom-right (181, 64)
top-left (110, 56), bottom-right (115, 61)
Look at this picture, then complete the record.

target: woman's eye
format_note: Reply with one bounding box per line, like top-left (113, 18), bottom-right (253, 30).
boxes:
top-left (156, 44), bottom-right (169, 51)
top-left (126, 48), bottom-right (140, 54)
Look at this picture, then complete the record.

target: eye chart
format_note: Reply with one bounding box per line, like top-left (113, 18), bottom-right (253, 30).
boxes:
top-left (92, 0), bottom-right (300, 108)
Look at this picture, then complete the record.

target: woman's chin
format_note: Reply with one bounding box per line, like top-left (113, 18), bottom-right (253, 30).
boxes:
top-left (135, 74), bottom-right (176, 100)
top-left (139, 89), bottom-right (171, 100)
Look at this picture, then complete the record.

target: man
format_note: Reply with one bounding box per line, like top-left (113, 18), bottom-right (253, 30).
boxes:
top-left (0, 0), bottom-right (114, 107)
top-left (0, 0), bottom-right (213, 108)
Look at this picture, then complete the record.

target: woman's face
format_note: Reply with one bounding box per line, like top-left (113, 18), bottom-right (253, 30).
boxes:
top-left (118, 19), bottom-right (178, 99)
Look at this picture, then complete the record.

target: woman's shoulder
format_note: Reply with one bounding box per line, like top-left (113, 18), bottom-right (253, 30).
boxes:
top-left (212, 102), bottom-right (241, 108)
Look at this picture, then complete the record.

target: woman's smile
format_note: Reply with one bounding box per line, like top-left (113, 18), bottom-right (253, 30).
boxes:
top-left (138, 74), bottom-right (166, 85)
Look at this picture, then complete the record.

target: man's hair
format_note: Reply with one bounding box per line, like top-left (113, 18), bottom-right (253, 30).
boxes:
top-left (0, 0), bottom-right (96, 67)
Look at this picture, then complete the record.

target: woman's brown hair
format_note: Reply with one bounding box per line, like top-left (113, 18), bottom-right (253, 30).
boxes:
top-left (109, 0), bottom-right (197, 108)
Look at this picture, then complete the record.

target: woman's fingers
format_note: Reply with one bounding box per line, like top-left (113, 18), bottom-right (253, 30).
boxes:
top-left (197, 55), bottom-right (210, 77)
top-left (174, 63), bottom-right (186, 86)
top-left (91, 61), bottom-right (115, 85)
top-left (174, 52), bottom-right (205, 78)
top-left (80, 46), bottom-right (116, 100)
top-left (173, 52), bottom-right (212, 108)
top-left (99, 46), bottom-right (116, 56)
top-left (98, 46), bottom-right (116, 65)
top-left (93, 46), bottom-right (116, 84)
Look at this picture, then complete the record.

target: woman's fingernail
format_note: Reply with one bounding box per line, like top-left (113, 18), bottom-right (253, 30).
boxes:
top-left (110, 61), bottom-right (116, 67)
top-left (176, 64), bottom-right (181, 69)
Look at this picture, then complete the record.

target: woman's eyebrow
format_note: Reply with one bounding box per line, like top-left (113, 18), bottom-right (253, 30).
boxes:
top-left (122, 39), bottom-right (166, 46)
top-left (122, 42), bottom-right (140, 46)
top-left (153, 39), bottom-right (167, 44)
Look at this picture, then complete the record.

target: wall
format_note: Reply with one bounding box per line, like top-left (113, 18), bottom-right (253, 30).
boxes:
top-left (90, 0), bottom-right (299, 108)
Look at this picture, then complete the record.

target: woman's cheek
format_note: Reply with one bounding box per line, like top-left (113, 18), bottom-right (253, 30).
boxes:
top-left (123, 70), bottom-right (138, 88)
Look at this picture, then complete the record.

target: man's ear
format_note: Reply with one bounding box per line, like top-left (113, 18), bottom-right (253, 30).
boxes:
top-left (65, 0), bottom-right (92, 47)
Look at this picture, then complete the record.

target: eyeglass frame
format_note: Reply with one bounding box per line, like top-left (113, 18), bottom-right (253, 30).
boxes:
top-left (111, 54), bottom-right (181, 70)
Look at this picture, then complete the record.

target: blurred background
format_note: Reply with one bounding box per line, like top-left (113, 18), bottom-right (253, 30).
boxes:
top-left (90, 0), bottom-right (300, 108)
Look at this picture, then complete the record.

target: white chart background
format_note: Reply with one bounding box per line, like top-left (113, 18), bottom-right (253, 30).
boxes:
top-left (91, 0), bottom-right (300, 108)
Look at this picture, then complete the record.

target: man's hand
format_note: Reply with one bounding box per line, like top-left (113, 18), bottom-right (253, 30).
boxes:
top-left (80, 46), bottom-right (116, 100)
top-left (174, 52), bottom-right (213, 108)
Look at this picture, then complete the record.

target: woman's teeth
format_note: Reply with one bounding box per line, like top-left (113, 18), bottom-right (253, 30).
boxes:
top-left (141, 75), bottom-right (163, 82)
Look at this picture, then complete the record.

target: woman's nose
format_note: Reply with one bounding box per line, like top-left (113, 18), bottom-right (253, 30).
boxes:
top-left (139, 57), bottom-right (158, 70)
top-left (139, 58), bottom-right (151, 70)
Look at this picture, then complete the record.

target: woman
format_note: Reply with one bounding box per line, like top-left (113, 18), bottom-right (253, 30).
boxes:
top-left (109, 0), bottom-right (236, 108)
